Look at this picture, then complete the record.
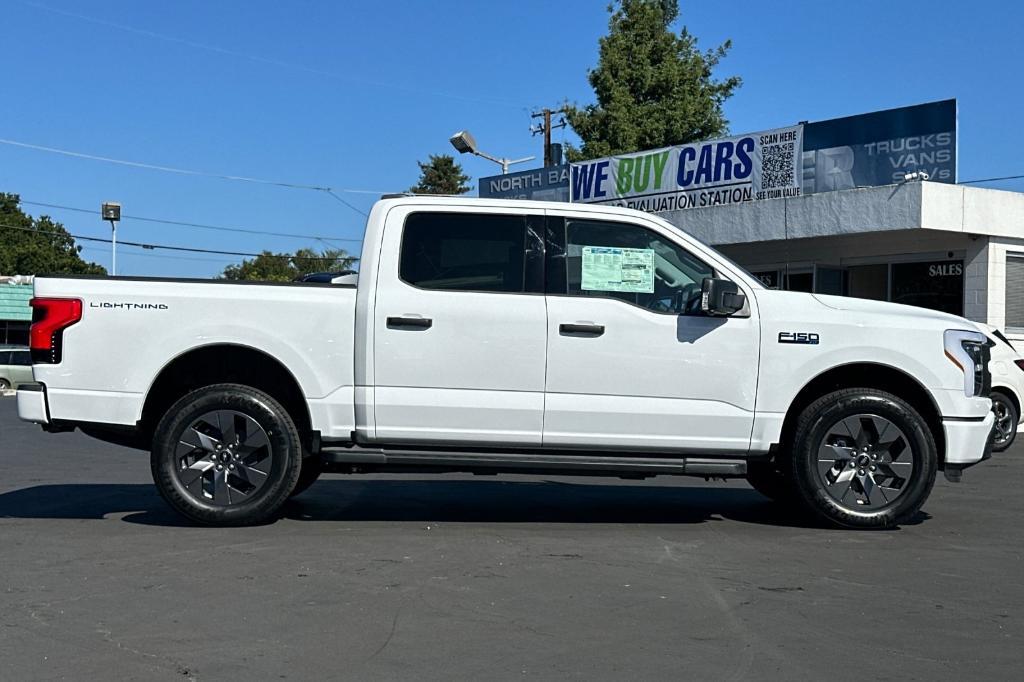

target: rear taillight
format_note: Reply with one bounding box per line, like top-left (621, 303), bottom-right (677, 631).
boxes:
top-left (30, 298), bottom-right (82, 364)
top-left (1015, 359), bottom-right (1024, 373)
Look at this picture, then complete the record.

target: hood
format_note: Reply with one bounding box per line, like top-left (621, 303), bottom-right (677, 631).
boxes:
top-left (809, 293), bottom-right (982, 331)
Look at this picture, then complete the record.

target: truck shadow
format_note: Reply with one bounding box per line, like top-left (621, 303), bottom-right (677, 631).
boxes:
top-left (0, 479), bottom-right (928, 529)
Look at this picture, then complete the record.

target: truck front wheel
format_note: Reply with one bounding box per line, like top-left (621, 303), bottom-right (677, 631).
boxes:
top-left (151, 384), bottom-right (303, 526)
top-left (789, 388), bottom-right (937, 529)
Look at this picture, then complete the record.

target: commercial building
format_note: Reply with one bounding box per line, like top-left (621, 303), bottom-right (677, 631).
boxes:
top-left (0, 277), bottom-right (32, 346)
top-left (663, 180), bottom-right (1024, 339)
top-left (480, 99), bottom-right (1024, 338)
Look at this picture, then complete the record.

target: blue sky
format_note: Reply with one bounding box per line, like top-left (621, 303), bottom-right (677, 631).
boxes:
top-left (2, 0), bottom-right (1022, 277)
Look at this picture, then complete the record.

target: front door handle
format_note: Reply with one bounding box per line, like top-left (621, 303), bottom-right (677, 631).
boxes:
top-left (559, 323), bottom-right (605, 337)
top-left (387, 316), bottom-right (433, 329)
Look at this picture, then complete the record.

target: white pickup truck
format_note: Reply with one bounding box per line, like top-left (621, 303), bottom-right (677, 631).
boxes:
top-left (18, 196), bottom-right (995, 528)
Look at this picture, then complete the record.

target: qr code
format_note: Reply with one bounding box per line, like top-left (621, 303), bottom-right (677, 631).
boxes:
top-left (760, 142), bottom-right (795, 190)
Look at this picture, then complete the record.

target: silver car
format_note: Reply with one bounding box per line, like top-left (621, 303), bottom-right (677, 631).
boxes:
top-left (0, 346), bottom-right (32, 391)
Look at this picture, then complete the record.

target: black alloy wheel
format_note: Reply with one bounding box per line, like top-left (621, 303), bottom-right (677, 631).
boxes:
top-left (151, 384), bottom-right (302, 526)
top-left (789, 389), bottom-right (937, 529)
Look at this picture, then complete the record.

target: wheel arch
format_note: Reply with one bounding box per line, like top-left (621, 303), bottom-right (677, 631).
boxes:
top-left (778, 362), bottom-right (946, 466)
top-left (139, 343), bottom-right (312, 448)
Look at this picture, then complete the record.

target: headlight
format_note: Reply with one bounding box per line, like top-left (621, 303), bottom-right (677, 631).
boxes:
top-left (944, 329), bottom-right (992, 397)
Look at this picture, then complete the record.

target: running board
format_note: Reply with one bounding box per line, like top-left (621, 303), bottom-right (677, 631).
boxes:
top-left (319, 446), bottom-right (747, 477)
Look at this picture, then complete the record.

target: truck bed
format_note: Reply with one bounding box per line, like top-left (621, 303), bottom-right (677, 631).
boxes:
top-left (29, 275), bottom-right (358, 438)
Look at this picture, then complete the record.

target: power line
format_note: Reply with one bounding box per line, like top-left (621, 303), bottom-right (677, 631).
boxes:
top-left (0, 221), bottom-right (356, 261)
top-left (323, 190), bottom-right (372, 220)
top-left (79, 245), bottom-right (236, 264)
top-left (959, 174), bottom-right (1024, 185)
top-left (18, 199), bottom-right (363, 243)
top-left (17, 0), bottom-right (525, 110)
top-left (0, 138), bottom-right (382, 217)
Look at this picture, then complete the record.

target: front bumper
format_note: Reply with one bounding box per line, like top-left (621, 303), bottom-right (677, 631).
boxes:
top-left (16, 383), bottom-right (49, 424)
top-left (942, 412), bottom-right (995, 481)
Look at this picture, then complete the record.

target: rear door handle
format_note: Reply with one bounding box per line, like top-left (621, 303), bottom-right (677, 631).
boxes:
top-left (559, 323), bottom-right (605, 337)
top-left (387, 316), bottom-right (433, 329)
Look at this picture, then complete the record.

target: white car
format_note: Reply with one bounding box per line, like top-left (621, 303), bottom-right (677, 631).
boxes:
top-left (980, 325), bottom-right (1024, 451)
top-left (16, 196), bottom-right (995, 529)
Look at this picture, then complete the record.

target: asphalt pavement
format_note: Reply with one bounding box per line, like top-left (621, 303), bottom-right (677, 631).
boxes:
top-left (1, 397), bottom-right (1021, 681)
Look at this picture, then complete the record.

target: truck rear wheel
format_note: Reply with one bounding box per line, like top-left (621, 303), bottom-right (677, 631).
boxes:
top-left (151, 384), bottom-right (302, 526)
top-left (789, 388), bottom-right (937, 529)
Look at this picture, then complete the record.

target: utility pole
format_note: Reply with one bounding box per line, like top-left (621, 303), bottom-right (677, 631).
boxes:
top-left (530, 107), bottom-right (569, 167)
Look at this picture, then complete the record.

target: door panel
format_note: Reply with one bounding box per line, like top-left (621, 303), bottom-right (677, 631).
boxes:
top-left (543, 216), bottom-right (759, 453)
top-left (544, 297), bottom-right (758, 452)
top-left (372, 208), bottom-right (547, 445)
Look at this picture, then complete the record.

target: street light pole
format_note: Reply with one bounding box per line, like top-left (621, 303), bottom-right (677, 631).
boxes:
top-left (449, 130), bottom-right (535, 175)
top-left (102, 202), bottom-right (121, 276)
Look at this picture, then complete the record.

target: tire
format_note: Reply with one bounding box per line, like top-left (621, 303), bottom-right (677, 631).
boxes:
top-left (0, 378), bottom-right (10, 391)
top-left (990, 391), bottom-right (1018, 453)
top-left (289, 455), bottom-right (323, 498)
top-left (151, 383), bottom-right (303, 526)
top-left (789, 388), bottom-right (937, 530)
top-left (745, 458), bottom-right (796, 504)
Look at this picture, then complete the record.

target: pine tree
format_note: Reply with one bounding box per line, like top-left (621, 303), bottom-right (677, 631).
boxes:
top-left (409, 155), bottom-right (471, 195)
top-left (566, 0), bottom-right (741, 160)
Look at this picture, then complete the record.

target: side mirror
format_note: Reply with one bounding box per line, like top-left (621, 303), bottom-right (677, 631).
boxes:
top-left (701, 277), bottom-right (745, 316)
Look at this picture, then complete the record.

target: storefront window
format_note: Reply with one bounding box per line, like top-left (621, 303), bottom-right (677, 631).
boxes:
top-left (750, 270), bottom-right (780, 289)
top-left (890, 260), bottom-right (963, 316)
top-left (785, 272), bottom-right (813, 293)
top-left (0, 321), bottom-right (30, 346)
top-left (847, 264), bottom-right (889, 301)
top-left (814, 267), bottom-right (846, 296)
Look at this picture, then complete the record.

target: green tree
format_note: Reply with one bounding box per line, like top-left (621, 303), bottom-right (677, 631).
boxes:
top-left (565, 0), bottom-right (741, 160)
top-left (409, 154), bottom-right (471, 194)
top-left (221, 247), bottom-right (358, 282)
top-left (0, 193), bottom-right (106, 275)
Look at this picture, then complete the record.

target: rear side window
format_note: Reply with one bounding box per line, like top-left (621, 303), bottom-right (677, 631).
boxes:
top-left (11, 350), bottom-right (31, 366)
top-left (0, 351), bottom-right (10, 365)
top-left (400, 212), bottom-right (528, 293)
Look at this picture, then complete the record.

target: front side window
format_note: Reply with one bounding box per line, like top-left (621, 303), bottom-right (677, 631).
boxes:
top-left (400, 212), bottom-right (528, 293)
top-left (11, 350), bottom-right (31, 366)
top-left (555, 219), bottom-right (714, 314)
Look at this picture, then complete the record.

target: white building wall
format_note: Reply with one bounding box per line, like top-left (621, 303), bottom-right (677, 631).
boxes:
top-left (983, 236), bottom-right (1024, 338)
top-left (663, 182), bottom-right (926, 246)
top-left (963, 238), bottom-right (990, 324)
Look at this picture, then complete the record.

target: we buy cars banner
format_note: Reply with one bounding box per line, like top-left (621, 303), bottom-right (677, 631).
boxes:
top-left (570, 125), bottom-right (803, 214)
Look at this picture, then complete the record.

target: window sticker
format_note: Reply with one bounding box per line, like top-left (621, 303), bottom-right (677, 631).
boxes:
top-left (581, 246), bottom-right (655, 293)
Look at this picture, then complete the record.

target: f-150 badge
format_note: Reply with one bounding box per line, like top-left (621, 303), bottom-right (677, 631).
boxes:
top-left (779, 331), bottom-right (819, 345)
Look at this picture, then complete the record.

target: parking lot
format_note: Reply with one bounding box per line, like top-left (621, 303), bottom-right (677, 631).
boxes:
top-left (1, 398), bottom-right (1021, 680)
